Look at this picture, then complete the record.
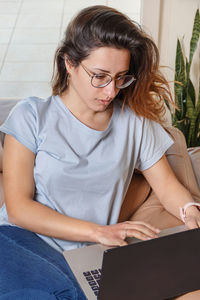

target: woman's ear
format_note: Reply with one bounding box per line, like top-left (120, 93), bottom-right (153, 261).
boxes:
top-left (64, 56), bottom-right (74, 73)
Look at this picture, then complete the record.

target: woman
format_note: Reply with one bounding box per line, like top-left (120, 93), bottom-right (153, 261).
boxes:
top-left (0, 5), bottom-right (200, 299)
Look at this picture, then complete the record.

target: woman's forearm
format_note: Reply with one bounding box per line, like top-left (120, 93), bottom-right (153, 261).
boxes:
top-left (158, 180), bottom-right (199, 220)
top-left (143, 155), bottom-right (200, 221)
top-left (7, 197), bottom-right (99, 243)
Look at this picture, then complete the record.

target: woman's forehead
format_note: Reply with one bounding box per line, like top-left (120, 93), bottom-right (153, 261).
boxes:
top-left (84, 47), bottom-right (131, 70)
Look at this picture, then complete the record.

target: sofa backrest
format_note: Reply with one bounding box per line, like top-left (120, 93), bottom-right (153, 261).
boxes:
top-left (188, 147), bottom-right (200, 190)
top-left (0, 99), bottom-right (20, 146)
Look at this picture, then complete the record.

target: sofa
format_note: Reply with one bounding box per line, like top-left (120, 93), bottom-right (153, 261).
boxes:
top-left (0, 99), bottom-right (200, 230)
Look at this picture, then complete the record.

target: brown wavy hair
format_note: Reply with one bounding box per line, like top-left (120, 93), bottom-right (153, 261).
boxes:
top-left (52, 5), bottom-right (173, 124)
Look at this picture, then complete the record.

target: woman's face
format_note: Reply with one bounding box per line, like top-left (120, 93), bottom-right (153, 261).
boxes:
top-left (65, 47), bottom-right (131, 113)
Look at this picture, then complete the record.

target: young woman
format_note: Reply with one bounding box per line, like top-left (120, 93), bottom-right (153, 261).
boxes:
top-left (0, 5), bottom-right (200, 299)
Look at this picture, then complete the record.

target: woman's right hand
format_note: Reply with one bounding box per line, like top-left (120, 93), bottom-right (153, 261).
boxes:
top-left (95, 221), bottom-right (160, 247)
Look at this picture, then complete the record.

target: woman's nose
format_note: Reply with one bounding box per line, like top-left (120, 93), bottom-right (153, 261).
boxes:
top-left (103, 80), bottom-right (118, 99)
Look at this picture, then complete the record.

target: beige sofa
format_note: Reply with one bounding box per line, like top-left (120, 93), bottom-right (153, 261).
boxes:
top-left (0, 100), bottom-right (200, 230)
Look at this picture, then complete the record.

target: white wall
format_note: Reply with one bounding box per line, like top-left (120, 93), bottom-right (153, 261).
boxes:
top-left (0, 0), bottom-right (142, 100)
top-left (159, 0), bottom-right (200, 90)
top-left (107, 0), bottom-right (141, 23)
top-left (142, 0), bottom-right (200, 94)
top-left (141, 0), bottom-right (161, 45)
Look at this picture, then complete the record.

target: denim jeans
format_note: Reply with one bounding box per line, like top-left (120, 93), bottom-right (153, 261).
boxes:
top-left (0, 225), bottom-right (87, 300)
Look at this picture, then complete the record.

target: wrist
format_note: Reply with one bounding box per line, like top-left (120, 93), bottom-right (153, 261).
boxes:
top-left (185, 205), bottom-right (199, 216)
top-left (94, 225), bottom-right (105, 243)
top-left (88, 224), bottom-right (104, 244)
top-left (180, 202), bottom-right (200, 223)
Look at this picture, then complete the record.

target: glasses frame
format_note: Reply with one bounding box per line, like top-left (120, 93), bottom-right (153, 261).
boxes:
top-left (80, 63), bottom-right (136, 89)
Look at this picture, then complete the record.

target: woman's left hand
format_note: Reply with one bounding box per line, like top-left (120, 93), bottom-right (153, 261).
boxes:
top-left (184, 206), bottom-right (200, 229)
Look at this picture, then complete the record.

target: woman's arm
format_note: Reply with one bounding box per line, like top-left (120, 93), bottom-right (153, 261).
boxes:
top-left (3, 135), bottom-right (100, 242)
top-left (3, 134), bottom-right (159, 246)
top-left (142, 155), bottom-right (200, 228)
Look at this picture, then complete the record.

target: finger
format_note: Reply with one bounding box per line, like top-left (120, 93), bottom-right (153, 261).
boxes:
top-left (125, 224), bottom-right (158, 239)
top-left (126, 221), bottom-right (160, 233)
top-left (99, 234), bottom-right (128, 247)
top-left (126, 229), bottom-right (155, 241)
top-left (103, 238), bottom-right (128, 247)
top-left (118, 240), bottom-right (128, 247)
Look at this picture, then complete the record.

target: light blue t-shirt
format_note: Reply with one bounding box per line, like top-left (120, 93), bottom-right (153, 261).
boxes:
top-left (0, 95), bottom-right (173, 252)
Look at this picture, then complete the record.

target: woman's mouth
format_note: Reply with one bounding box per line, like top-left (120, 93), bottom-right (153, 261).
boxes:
top-left (96, 98), bottom-right (111, 105)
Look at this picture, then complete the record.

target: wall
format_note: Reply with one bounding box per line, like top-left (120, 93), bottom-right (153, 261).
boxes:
top-left (142, 0), bottom-right (200, 94)
top-left (159, 0), bottom-right (200, 93)
top-left (0, 0), bottom-right (141, 100)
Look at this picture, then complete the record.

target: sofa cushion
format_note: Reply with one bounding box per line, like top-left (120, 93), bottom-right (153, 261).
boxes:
top-left (0, 99), bottom-right (20, 125)
top-left (165, 126), bottom-right (200, 201)
top-left (188, 147), bottom-right (200, 189)
top-left (129, 190), bottom-right (183, 229)
top-left (118, 172), bottom-right (151, 222)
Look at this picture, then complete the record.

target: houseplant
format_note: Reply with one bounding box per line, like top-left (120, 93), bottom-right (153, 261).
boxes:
top-left (173, 8), bottom-right (200, 147)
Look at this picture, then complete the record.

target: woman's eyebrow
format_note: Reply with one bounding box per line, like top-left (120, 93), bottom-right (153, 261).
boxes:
top-left (93, 68), bottom-right (129, 74)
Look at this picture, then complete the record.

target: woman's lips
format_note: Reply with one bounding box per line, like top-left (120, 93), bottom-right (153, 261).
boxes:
top-left (96, 98), bottom-right (111, 105)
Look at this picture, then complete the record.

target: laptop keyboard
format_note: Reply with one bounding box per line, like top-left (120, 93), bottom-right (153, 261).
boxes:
top-left (83, 269), bottom-right (102, 297)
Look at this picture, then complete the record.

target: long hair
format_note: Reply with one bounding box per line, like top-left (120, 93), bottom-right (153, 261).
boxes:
top-left (51, 5), bottom-right (173, 123)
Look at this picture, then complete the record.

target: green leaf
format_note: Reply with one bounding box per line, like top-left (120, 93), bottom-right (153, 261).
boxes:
top-left (174, 83), bottom-right (186, 118)
top-left (174, 39), bottom-right (186, 119)
top-left (186, 58), bottom-right (190, 80)
top-left (189, 9), bottom-right (200, 67)
top-left (193, 93), bottom-right (200, 146)
top-left (186, 94), bottom-right (200, 146)
top-left (175, 39), bottom-right (186, 84)
top-left (187, 78), bottom-right (196, 106)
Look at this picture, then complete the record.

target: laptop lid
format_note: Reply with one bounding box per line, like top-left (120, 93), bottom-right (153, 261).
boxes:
top-left (98, 227), bottom-right (200, 300)
top-left (64, 225), bottom-right (186, 299)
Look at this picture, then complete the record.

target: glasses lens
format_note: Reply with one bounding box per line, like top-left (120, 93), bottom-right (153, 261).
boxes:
top-left (92, 74), bottom-right (112, 88)
top-left (116, 75), bottom-right (135, 89)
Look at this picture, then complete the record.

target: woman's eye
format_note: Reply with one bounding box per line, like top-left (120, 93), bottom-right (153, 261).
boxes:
top-left (116, 75), bottom-right (124, 80)
top-left (95, 74), bottom-right (107, 80)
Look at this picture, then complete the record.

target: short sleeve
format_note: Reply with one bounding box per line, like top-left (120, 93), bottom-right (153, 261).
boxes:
top-left (135, 118), bottom-right (174, 171)
top-left (0, 99), bottom-right (38, 154)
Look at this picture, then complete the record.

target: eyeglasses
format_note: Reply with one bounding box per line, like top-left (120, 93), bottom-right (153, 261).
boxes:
top-left (80, 63), bottom-right (136, 89)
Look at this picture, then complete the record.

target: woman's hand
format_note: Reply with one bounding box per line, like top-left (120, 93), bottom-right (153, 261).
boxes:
top-left (95, 221), bottom-right (160, 247)
top-left (184, 206), bottom-right (200, 229)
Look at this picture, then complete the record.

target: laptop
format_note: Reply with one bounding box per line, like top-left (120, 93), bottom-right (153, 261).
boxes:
top-left (63, 225), bottom-right (200, 299)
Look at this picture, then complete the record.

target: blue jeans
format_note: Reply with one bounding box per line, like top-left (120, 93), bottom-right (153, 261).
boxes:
top-left (0, 226), bottom-right (87, 300)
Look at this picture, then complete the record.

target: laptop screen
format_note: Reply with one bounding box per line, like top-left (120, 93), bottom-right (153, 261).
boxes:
top-left (98, 228), bottom-right (200, 300)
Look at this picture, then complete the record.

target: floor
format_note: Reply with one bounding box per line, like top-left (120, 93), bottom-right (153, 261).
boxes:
top-left (0, 0), bottom-right (141, 100)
